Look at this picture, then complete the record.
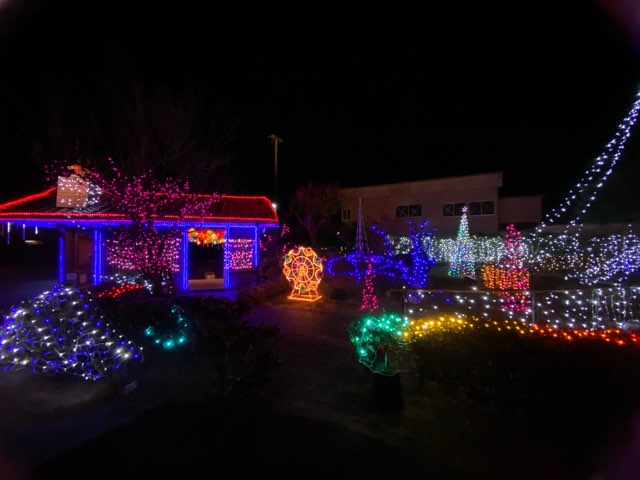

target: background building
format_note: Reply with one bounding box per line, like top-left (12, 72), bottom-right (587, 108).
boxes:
top-left (338, 172), bottom-right (542, 236)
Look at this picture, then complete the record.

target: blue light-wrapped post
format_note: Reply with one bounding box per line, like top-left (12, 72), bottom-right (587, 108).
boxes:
top-left (253, 225), bottom-right (259, 268)
top-left (58, 231), bottom-right (65, 284)
top-left (181, 228), bottom-right (189, 291)
top-left (93, 228), bottom-right (103, 285)
top-left (224, 226), bottom-right (230, 288)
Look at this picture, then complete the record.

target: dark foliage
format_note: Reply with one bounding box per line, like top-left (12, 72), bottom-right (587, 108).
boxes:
top-left (330, 288), bottom-right (349, 301)
top-left (178, 295), bottom-right (280, 399)
top-left (236, 277), bottom-right (290, 306)
top-left (93, 291), bottom-right (280, 399)
top-left (411, 328), bottom-right (640, 474)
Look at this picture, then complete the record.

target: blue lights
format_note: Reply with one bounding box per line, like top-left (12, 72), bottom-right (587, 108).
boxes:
top-left (58, 234), bottom-right (65, 284)
top-left (253, 225), bottom-right (259, 267)
top-left (0, 286), bottom-right (142, 380)
top-left (12, 221), bottom-right (276, 292)
top-left (224, 226), bottom-right (230, 288)
top-left (93, 228), bottom-right (103, 285)
top-left (181, 228), bottom-right (189, 291)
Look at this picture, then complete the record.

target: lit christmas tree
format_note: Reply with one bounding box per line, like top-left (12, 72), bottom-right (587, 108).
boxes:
top-left (449, 206), bottom-right (475, 278)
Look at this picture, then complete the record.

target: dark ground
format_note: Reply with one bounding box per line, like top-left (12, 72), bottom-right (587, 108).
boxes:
top-left (1, 270), bottom-right (640, 479)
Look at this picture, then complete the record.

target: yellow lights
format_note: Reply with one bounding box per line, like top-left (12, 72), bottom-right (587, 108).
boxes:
top-left (403, 314), bottom-right (640, 347)
top-left (481, 265), bottom-right (530, 291)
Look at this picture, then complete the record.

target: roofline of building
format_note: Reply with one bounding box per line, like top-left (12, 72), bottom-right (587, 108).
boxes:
top-left (338, 171), bottom-right (504, 192)
top-left (0, 188), bottom-right (279, 224)
top-left (0, 187), bottom-right (57, 211)
top-left (498, 194), bottom-right (544, 199)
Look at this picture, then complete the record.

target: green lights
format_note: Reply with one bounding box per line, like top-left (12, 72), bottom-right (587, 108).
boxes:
top-left (143, 305), bottom-right (190, 351)
top-left (349, 312), bottom-right (412, 376)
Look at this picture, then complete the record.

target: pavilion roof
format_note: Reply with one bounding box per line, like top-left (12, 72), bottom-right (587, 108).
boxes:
top-left (0, 188), bottom-right (279, 226)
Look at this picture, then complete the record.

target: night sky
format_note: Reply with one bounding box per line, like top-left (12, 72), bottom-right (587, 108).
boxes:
top-left (1, 0), bottom-right (639, 214)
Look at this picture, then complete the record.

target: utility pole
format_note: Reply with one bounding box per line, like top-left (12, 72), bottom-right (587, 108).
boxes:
top-left (268, 134), bottom-right (283, 208)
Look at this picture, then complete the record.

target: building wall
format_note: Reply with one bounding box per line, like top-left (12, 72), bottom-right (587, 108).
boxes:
top-left (338, 172), bottom-right (503, 236)
top-left (498, 196), bottom-right (543, 225)
top-left (62, 229), bottom-right (93, 285)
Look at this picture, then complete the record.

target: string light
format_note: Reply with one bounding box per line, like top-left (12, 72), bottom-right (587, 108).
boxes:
top-left (359, 258), bottom-right (379, 312)
top-left (398, 286), bottom-right (640, 329)
top-left (187, 228), bottom-right (225, 246)
top-left (404, 315), bottom-right (640, 347)
top-left (97, 284), bottom-right (146, 299)
top-left (0, 286), bottom-right (142, 380)
top-left (143, 305), bottom-right (190, 350)
top-left (282, 246), bottom-right (323, 301)
top-left (228, 238), bottom-right (255, 271)
top-left (55, 174), bottom-right (103, 209)
top-left (480, 224), bottom-right (531, 312)
top-left (449, 206), bottom-right (475, 278)
top-left (349, 312), bottom-right (412, 375)
top-left (105, 229), bottom-right (182, 276)
top-left (530, 88), bottom-right (640, 285)
top-left (83, 160), bottom-right (220, 290)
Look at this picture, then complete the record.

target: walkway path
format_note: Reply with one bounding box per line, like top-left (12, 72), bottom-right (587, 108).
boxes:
top-left (0, 267), bottom-right (57, 311)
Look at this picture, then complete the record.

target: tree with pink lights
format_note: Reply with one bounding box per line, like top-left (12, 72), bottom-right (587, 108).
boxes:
top-left (502, 223), bottom-right (527, 271)
top-left (499, 224), bottom-right (530, 312)
top-left (53, 160), bottom-right (219, 294)
top-left (359, 258), bottom-right (379, 312)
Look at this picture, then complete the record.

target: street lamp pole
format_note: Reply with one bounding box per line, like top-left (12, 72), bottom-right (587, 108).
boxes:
top-left (268, 134), bottom-right (283, 207)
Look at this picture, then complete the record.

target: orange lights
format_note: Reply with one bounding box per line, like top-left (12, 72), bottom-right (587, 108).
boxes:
top-left (282, 246), bottom-right (323, 302)
top-left (480, 264), bottom-right (531, 312)
top-left (405, 314), bottom-right (640, 347)
top-left (187, 228), bottom-right (225, 246)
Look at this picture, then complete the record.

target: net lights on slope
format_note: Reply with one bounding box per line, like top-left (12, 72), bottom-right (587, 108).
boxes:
top-left (403, 286), bottom-right (640, 329)
top-left (0, 286), bottom-right (142, 380)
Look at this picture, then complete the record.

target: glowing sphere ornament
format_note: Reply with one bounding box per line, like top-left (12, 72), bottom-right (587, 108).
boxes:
top-left (282, 246), bottom-right (323, 302)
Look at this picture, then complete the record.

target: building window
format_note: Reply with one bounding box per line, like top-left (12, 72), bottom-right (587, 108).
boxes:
top-left (342, 208), bottom-right (351, 221)
top-left (442, 202), bottom-right (466, 217)
top-left (396, 204), bottom-right (422, 218)
top-left (468, 201), bottom-right (495, 216)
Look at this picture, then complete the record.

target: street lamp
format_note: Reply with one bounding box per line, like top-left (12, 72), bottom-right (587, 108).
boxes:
top-left (268, 134), bottom-right (283, 208)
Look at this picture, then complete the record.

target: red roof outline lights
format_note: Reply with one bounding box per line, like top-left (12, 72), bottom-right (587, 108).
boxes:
top-left (0, 189), bottom-right (278, 223)
top-left (0, 188), bottom-right (56, 211)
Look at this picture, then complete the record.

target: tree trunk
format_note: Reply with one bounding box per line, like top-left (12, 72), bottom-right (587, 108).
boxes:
top-left (373, 372), bottom-right (404, 412)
